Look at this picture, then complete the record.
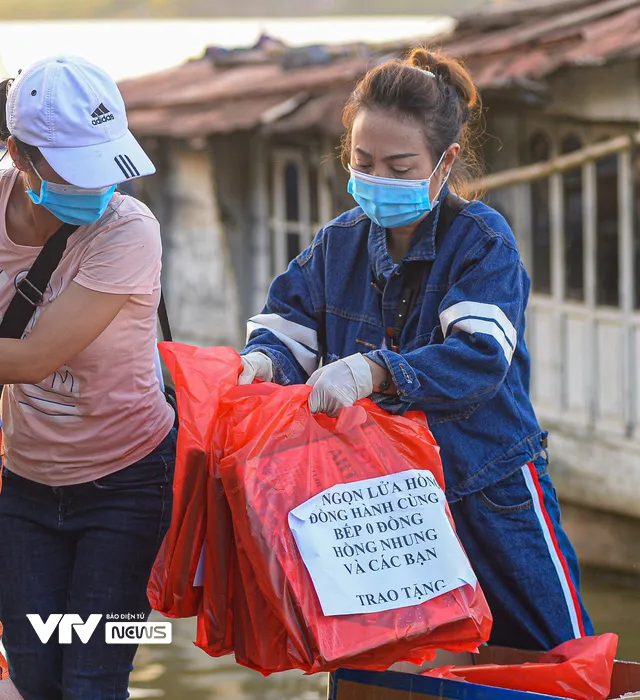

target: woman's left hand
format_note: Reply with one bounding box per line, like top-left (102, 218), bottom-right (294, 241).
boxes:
top-left (306, 353), bottom-right (376, 416)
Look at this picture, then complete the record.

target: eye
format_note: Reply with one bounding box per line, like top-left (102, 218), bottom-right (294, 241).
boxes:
top-left (391, 167), bottom-right (411, 175)
top-left (354, 163), bottom-right (372, 171)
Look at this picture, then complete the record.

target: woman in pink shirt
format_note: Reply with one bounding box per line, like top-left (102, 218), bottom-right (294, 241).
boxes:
top-left (0, 56), bottom-right (176, 699)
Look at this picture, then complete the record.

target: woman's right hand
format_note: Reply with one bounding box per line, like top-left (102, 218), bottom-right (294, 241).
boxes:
top-left (238, 352), bottom-right (274, 385)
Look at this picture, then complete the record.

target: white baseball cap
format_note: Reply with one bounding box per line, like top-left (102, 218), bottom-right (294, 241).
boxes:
top-left (5, 55), bottom-right (155, 188)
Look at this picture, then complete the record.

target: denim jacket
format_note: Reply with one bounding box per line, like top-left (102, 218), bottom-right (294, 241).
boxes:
top-left (243, 190), bottom-right (547, 501)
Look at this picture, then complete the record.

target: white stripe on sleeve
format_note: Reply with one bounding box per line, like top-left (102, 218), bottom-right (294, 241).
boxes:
top-left (247, 314), bottom-right (319, 375)
top-left (247, 314), bottom-right (318, 350)
top-left (446, 318), bottom-right (515, 364)
top-left (439, 301), bottom-right (517, 364)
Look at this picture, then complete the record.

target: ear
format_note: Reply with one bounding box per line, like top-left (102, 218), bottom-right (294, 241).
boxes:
top-left (442, 143), bottom-right (461, 175)
top-left (7, 136), bottom-right (29, 173)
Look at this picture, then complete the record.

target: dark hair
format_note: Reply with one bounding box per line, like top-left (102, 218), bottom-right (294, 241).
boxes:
top-left (0, 77), bottom-right (42, 162)
top-left (341, 47), bottom-right (483, 191)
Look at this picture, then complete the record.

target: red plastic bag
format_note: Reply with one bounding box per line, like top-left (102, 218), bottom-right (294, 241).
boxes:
top-left (423, 633), bottom-right (618, 700)
top-left (218, 382), bottom-right (492, 673)
top-left (231, 545), bottom-right (301, 674)
top-left (147, 343), bottom-right (241, 626)
top-left (194, 437), bottom-right (236, 657)
top-left (192, 351), bottom-right (287, 662)
top-left (196, 398), bottom-right (302, 668)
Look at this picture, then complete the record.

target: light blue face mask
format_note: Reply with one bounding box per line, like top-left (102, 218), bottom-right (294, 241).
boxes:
top-left (25, 162), bottom-right (116, 226)
top-left (347, 150), bottom-right (450, 229)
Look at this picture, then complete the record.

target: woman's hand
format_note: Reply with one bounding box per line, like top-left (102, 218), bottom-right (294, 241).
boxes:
top-left (306, 353), bottom-right (379, 417)
top-left (238, 352), bottom-right (274, 385)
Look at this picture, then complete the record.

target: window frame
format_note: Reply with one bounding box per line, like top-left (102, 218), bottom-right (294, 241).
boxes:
top-left (269, 141), bottom-right (342, 276)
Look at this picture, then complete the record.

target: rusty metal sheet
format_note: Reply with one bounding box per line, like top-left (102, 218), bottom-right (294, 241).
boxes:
top-left (127, 95), bottom-right (289, 138)
top-left (562, 5), bottom-right (640, 62)
top-left (448, 0), bottom-right (640, 87)
top-left (263, 90), bottom-right (353, 135)
top-left (119, 60), bottom-right (216, 110)
top-left (121, 57), bottom-right (367, 111)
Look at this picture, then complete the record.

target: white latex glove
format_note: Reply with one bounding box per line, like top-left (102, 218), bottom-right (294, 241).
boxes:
top-left (238, 352), bottom-right (274, 385)
top-left (307, 353), bottom-right (374, 416)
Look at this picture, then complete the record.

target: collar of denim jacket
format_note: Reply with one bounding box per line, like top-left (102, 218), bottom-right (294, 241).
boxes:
top-left (367, 184), bottom-right (448, 281)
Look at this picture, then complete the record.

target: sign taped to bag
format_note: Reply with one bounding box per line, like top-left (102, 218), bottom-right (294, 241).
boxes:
top-left (288, 469), bottom-right (476, 616)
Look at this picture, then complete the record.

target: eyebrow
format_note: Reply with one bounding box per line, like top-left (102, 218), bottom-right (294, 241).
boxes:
top-left (354, 147), bottom-right (419, 160)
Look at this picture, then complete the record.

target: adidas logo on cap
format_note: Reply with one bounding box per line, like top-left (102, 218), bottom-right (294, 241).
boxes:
top-left (91, 103), bottom-right (115, 125)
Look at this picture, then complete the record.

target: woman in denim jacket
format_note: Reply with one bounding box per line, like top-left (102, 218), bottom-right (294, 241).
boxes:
top-left (239, 47), bottom-right (593, 650)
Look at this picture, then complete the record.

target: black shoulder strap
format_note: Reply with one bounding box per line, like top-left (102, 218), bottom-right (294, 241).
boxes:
top-left (158, 290), bottom-right (172, 342)
top-left (389, 193), bottom-right (468, 352)
top-left (0, 222), bottom-right (78, 341)
top-left (0, 222), bottom-right (78, 398)
top-left (0, 223), bottom-right (174, 400)
top-left (157, 290), bottom-right (177, 426)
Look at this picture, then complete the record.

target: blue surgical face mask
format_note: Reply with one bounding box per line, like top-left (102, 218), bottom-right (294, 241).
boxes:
top-left (347, 150), bottom-right (450, 229)
top-left (25, 163), bottom-right (116, 226)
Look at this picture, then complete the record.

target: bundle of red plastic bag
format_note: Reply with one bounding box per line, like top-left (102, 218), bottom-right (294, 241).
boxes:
top-left (150, 344), bottom-right (492, 675)
top-left (217, 380), bottom-right (492, 673)
top-left (144, 343), bottom-right (257, 659)
top-left (147, 343), bottom-right (241, 650)
top-left (194, 416), bottom-right (241, 659)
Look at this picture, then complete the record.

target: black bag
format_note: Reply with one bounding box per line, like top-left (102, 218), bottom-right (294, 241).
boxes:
top-left (388, 193), bottom-right (469, 352)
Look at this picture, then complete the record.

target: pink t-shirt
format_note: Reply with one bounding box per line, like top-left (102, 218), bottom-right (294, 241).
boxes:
top-left (0, 167), bottom-right (174, 486)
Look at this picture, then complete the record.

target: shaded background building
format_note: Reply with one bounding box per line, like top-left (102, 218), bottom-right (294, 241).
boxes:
top-left (119, 0), bottom-right (640, 571)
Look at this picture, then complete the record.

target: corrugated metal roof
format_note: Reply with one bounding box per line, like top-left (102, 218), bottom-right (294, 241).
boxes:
top-left (122, 55), bottom-right (371, 137)
top-left (122, 0), bottom-right (640, 138)
top-left (262, 90), bottom-right (353, 135)
top-left (127, 96), bottom-right (290, 137)
top-left (451, 0), bottom-right (640, 81)
top-left (121, 58), bottom-right (368, 111)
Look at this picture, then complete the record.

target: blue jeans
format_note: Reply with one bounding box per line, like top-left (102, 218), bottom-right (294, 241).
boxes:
top-left (449, 455), bottom-right (594, 650)
top-left (0, 428), bottom-right (176, 700)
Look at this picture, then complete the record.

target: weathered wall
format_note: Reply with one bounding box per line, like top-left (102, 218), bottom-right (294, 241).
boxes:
top-left (547, 61), bottom-right (640, 124)
top-left (209, 133), bottom-right (261, 335)
top-left (547, 424), bottom-right (640, 521)
top-left (155, 141), bottom-right (241, 348)
top-left (560, 499), bottom-right (640, 575)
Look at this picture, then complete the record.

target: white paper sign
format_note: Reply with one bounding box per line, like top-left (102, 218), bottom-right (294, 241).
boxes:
top-left (288, 469), bottom-right (476, 617)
